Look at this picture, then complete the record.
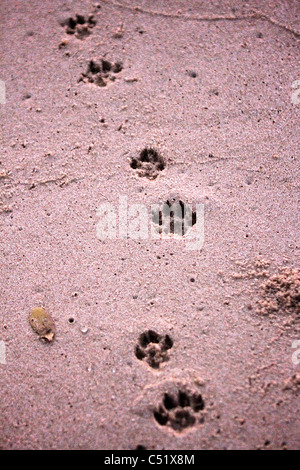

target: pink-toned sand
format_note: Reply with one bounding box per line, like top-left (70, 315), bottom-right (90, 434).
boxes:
top-left (0, 0), bottom-right (299, 450)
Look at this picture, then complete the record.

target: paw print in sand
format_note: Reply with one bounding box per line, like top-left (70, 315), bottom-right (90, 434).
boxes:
top-left (154, 389), bottom-right (205, 432)
top-left (152, 196), bottom-right (197, 237)
top-left (62, 14), bottom-right (96, 39)
top-left (79, 59), bottom-right (123, 87)
top-left (130, 148), bottom-right (165, 180)
top-left (135, 330), bottom-right (173, 369)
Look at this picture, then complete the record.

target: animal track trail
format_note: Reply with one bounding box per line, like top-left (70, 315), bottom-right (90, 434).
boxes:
top-left (62, 14), bottom-right (97, 39)
top-left (154, 389), bottom-right (205, 432)
top-left (79, 59), bottom-right (123, 87)
top-left (135, 330), bottom-right (173, 369)
top-left (152, 196), bottom-right (197, 237)
top-left (130, 148), bottom-right (165, 179)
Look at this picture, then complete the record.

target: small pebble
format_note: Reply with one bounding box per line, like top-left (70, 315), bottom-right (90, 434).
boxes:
top-left (29, 307), bottom-right (56, 342)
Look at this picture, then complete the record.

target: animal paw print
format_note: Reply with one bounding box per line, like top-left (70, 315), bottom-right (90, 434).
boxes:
top-left (130, 148), bottom-right (165, 180)
top-left (135, 330), bottom-right (173, 369)
top-left (79, 59), bottom-right (123, 87)
top-left (62, 14), bottom-right (96, 39)
top-left (154, 389), bottom-right (205, 432)
top-left (152, 196), bottom-right (197, 237)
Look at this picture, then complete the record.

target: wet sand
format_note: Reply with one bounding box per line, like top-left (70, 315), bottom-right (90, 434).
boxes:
top-left (0, 0), bottom-right (299, 450)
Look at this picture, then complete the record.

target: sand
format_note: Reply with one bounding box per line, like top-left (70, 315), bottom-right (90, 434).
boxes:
top-left (0, 0), bottom-right (299, 450)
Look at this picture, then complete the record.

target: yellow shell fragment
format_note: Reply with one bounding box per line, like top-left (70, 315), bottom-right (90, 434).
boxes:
top-left (29, 307), bottom-right (56, 342)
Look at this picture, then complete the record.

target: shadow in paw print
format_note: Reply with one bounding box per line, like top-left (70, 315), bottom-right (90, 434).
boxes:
top-left (79, 59), bottom-right (123, 87)
top-left (130, 148), bottom-right (165, 180)
top-left (152, 197), bottom-right (197, 237)
top-left (154, 390), bottom-right (205, 432)
top-left (62, 14), bottom-right (96, 39)
top-left (135, 330), bottom-right (173, 369)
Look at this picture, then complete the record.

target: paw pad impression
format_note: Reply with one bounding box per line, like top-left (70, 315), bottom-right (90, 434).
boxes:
top-left (62, 14), bottom-right (96, 39)
top-left (79, 59), bottom-right (123, 87)
top-left (135, 330), bottom-right (173, 369)
top-left (152, 196), bottom-right (197, 237)
top-left (154, 389), bottom-right (205, 432)
top-left (130, 148), bottom-right (165, 180)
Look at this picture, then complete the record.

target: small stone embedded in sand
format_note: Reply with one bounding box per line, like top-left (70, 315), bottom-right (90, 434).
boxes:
top-left (59, 38), bottom-right (68, 49)
top-left (29, 307), bottom-right (56, 342)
